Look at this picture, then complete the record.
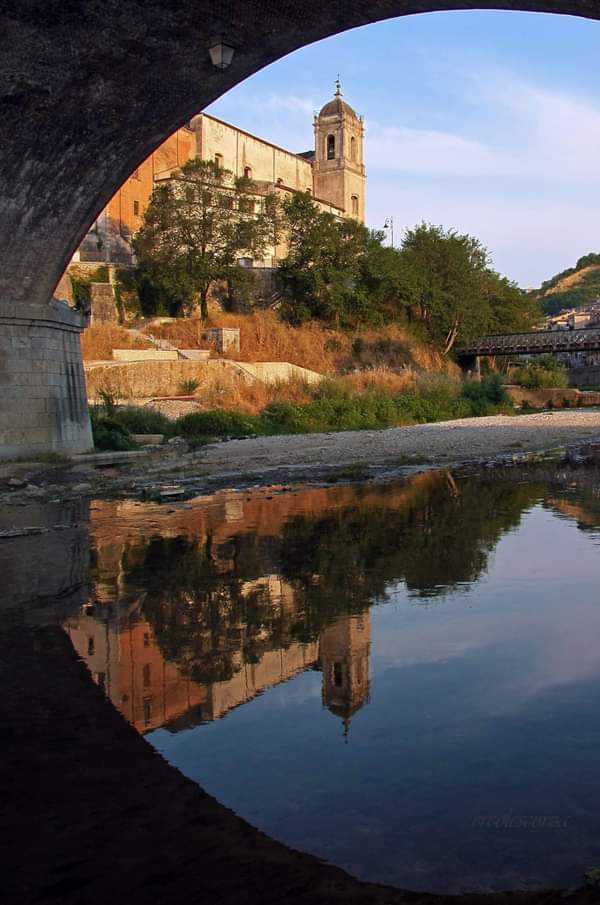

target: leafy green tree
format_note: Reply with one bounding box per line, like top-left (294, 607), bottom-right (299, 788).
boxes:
top-left (132, 159), bottom-right (279, 319)
top-left (484, 270), bottom-right (539, 334)
top-left (399, 224), bottom-right (491, 353)
top-left (399, 223), bottom-right (537, 352)
top-left (278, 192), bottom-right (411, 327)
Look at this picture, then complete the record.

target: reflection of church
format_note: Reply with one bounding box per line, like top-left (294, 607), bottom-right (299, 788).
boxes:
top-left (320, 616), bottom-right (371, 734)
top-left (65, 605), bottom-right (370, 736)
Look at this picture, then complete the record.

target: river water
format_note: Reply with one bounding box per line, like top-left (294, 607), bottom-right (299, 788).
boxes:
top-left (57, 468), bottom-right (600, 894)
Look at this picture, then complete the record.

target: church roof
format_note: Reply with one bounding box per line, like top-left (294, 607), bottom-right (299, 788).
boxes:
top-left (318, 80), bottom-right (360, 121)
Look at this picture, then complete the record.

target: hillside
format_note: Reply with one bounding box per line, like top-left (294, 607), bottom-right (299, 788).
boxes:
top-left (532, 252), bottom-right (600, 316)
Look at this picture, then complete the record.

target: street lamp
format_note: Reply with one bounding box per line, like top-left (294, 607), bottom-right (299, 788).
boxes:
top-left (208, 38), bottom-right (236, 70)
top-left (383, 217), bottom-right (394, 248)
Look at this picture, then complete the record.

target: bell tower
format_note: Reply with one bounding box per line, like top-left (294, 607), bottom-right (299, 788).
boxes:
top-left (313, 81), bottom-right (366, 222)
top-left (319, 613), bottom-right (370, 737)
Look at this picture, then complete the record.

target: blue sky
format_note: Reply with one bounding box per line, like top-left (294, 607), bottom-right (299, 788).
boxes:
top-left (207, 11), bottom-right (600, 288)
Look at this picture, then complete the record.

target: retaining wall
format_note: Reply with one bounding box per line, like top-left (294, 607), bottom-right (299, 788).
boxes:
top-left (504, 385), bottom-right (600, 407)
top-left (85, 358), bottom-right (323, 399)
top-left (0, 300), bottom-right (93, 457)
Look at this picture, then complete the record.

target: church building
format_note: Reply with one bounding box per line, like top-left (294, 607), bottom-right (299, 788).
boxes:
top-left (74, 83), bottom-right (366, 270)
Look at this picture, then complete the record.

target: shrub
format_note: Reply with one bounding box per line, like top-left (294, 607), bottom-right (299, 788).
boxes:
top-left (178, 378), bottom-right (200, 395)
top-left (111, 406), bottom-right (172, 435)
top-left (511, 355), bottom-right (568, 389)
top-left (351, 337), bottom-right (365, 358)
top-left (460, 373), bottom-right (511, 416)
top-left (90, 415), bottom-right (137, 451)
top-left (174, 409), bottom-right (262, 438)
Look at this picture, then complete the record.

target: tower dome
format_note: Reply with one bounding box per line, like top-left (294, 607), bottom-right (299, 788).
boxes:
top-left (318, 80), bottom-right (360, 121)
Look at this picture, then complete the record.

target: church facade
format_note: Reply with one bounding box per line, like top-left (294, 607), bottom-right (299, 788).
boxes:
top-left (74, 83), bottom-right (366, 270)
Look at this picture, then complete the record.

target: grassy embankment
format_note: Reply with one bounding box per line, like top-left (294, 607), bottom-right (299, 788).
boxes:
top-left (84, 313), bottom-right (513, 450)
top-left (84, 312), bottom-right (458, 411)
top-left (91, 374), bottom-right (512, 450)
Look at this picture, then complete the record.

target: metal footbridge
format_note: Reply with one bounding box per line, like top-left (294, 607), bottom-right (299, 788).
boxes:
top-left (460, 327), bottom-right (600, 358)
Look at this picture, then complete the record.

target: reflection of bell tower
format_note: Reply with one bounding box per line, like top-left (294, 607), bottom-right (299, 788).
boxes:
top-left (319, 613), bottom-right (370, 735)
top-left (313, 80), bottom-right (366, 222)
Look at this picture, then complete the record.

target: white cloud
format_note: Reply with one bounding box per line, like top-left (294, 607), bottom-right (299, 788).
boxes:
top-left (484, 75), bottom-right (600, 181)
top-left (366, 121), bottom-right (521, 177)
top-left (258, 93), bottom-right (316, 117)
top-left (365, 72), bottom-right (600, 283)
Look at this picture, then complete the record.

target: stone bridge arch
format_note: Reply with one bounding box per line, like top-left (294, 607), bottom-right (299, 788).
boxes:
top-left (1, 1), bottom-right (598, 455)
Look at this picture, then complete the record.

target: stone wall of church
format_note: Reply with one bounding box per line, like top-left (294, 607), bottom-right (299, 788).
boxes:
top-left (193, 114), bottom-right (314, 192)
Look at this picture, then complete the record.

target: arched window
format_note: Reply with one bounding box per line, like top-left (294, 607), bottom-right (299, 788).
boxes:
top-left (326, 134), bottom-right (335, 160)
top-left (350, 136), bottom-right (356, 161)
top-left (244, 166), bottom-right (252, 179)
top-left (214, 153), bottom-right (223, 170)
top-left (351, 195), bottom-right (359, 217)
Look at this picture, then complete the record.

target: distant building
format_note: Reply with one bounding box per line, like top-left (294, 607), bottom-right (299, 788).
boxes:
top-left (73, 82), bottom-right (366, 270)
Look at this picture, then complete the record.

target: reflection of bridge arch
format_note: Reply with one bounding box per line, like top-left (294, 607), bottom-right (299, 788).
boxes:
top-left (2, 2), bottom-right (599, 455)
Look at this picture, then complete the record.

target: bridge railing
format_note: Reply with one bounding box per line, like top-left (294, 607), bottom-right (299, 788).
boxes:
top-left (460, 327), bottom-right (600, 357)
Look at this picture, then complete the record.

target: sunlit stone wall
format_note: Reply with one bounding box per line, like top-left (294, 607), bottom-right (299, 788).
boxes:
top-left (0, 300), bottom-right (93, 458)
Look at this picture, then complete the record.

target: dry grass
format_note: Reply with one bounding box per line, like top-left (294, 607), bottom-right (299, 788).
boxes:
top-left (187, 370), bottom-right (313, 415)
top-left (341, 366), bottom-right (417, 396)
top-left (81, 324), bottom-right (152, 361)
top-left (546, 263), bottom-right (600, 295)
top-left (179, 366), bottom-right (431, 417)
top-left (151, 312), bottom-right (459, 378)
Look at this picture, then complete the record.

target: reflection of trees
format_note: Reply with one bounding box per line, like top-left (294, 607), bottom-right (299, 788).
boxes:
top-left (123, 476), bottom-right (543, 683)
top-left (126, 534), bottom-right (289, 685)
top-left (278, 477), bottom-right (543, 600)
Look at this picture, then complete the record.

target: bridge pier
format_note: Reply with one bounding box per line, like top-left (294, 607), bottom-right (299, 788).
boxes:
top-left (0, 300), bottom-right (93, 459)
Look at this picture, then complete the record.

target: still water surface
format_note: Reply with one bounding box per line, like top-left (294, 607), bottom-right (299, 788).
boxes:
top-left (65, 470), bottom-right (600, 893)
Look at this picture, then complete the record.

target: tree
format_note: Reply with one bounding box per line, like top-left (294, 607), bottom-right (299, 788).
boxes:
top-left (399, 224), bottom-right (490, 353)
top-left (399, 223), bottom-right (537, 353)
top-left (278, 192), bottom-right (409, 327)
top-left (132, 159), bottom-right (279, 319)
top-left (484, 270), bottom-right (539, 334)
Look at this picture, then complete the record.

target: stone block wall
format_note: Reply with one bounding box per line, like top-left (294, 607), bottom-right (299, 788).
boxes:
top-left (85, 358), bottom-right (250, 399)
top-left (504, 385), bottom-right (600, 407)
top-left (568, 367), bottom-right (600, 388)
top-left (112, 349), bottom-right (179, 361)
top-left (0, 300), bottom-right (93, 458)
top-left (90, 283), bottom-right (118, 323)
top-left (84, 358), bottom-right (323, 399)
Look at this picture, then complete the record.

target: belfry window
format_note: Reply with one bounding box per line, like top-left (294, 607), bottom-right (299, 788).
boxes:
top-left (351, 194), bottom-right (359, 217)
top-left (333, 662), bottom-right (344, 687)
top-left (326, 134), bottom-right (335, 160)
top-left (350, 136), bottom-right (356, 161)
top-left (244, 166), bottom-right (252, 179)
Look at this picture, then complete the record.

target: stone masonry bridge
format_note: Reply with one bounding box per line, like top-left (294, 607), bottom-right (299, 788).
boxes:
top-left (460, 327), bottom-right (600, 359)
top-left (3, 1), bottom-right (600, 456)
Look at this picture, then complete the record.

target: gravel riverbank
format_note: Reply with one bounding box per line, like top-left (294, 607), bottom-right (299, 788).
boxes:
top-left (3, 411), bottom-right (600, 507)
top-left (199, 410), bottom-right (600, 473)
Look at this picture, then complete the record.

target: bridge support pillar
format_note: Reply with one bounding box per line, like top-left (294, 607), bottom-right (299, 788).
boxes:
top-left (0, 300), bottom-right (93, 459)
